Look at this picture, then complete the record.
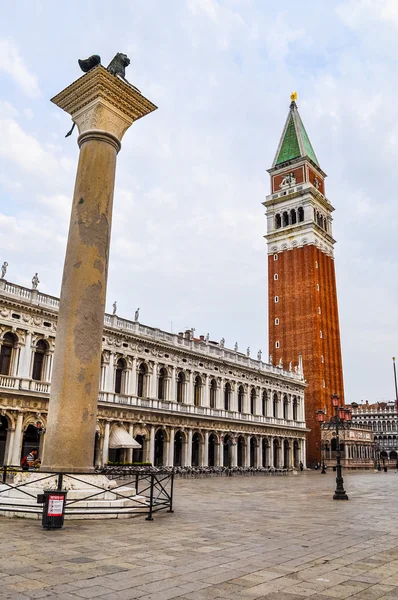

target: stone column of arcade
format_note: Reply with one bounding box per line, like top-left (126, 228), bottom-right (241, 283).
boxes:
top-left (0, 55), bottom-right (157, 519)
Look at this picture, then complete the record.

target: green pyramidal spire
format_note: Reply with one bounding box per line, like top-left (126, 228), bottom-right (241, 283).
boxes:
top-left (272, 96), bottom-right (319, 168)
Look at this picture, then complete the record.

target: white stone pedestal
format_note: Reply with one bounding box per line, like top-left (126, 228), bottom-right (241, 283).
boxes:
top-left (0, 473), bottom-right (147, 520)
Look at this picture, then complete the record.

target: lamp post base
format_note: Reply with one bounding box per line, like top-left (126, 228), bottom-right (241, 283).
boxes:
top-left (333, 490), bottom-right (349, 500)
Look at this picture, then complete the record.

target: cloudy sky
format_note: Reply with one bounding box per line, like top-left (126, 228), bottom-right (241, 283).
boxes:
top-left (0, 0), bottom-right (397, 404)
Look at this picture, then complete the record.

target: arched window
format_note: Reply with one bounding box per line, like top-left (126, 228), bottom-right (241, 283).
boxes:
top-left (177, 372), bottom-right (185, 403)
top-left (137, 363), bottom-right (147, 398)
top-left (377, 421), bottom-right (382, 432)
top-left (323, 217), bottom-right (327, 231)
top-left (210, 379), bottom-right (217, 409)
top-left (298, 207), bottom-right (304, 222)
top-left (224, 382), bottom-right (231, 411)
top-left (0, 332), bottom-right (16, 376)
top-left (250, 388), bottom-right (256, 415)
top-left (273, 393), bottom-right (278, 418)
top-left (293, 397), bottom-right (298, 421)
top-left (382, 421), bottom-right (387, 432)
top-left (282, 211), bottom-right (289, 227)
top-left (262, 390), bottom-right (267, 416)
top-left (290, 209), bottom-right (297, 225)
top-left (32, 339), bottom-right (48, 381)
top-left (194, 375), bottom-right (202, 407)
top-left (158, 367), bottom-right (167, 400)
top-left (238, 386), bottom-right (244, 413)
top-left (283, 395), bottom-right (288, 420)
top-left (115, 358), bottom-right (127, 394)
top-left (387, 421), bottom-right (392, 432)
top-left (275, 214), bottom-right (281, 229)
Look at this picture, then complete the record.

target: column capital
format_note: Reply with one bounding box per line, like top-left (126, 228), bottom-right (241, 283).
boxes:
top-left (51, 65), bottom-right (157, 144)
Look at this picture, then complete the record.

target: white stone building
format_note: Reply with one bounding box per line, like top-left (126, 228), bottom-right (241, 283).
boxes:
top-left (349, 401), bottom-right (398, 464)
top-left (0, 278), bottom-right (307, 470)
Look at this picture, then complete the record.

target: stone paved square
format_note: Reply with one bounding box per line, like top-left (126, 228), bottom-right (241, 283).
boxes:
top-left (1, 471), bottom-right (398, 599)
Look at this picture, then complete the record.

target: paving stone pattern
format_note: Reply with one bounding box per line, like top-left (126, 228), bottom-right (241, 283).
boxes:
top-left (1, 471), bottom-right (398, 599)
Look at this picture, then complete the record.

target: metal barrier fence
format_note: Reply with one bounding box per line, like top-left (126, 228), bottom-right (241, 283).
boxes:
top-left (0, 466), bottom-right (174, 521)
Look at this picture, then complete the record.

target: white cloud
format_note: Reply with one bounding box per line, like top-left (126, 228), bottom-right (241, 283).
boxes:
top-left (0, 101), bottom-right (18, 118)
top-left (0, 38), bottom-right (40, 98)
top-left (0, 116), bottom-right (73, 179)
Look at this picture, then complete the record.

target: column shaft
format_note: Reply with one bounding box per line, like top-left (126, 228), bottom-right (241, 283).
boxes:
top-left (102, 422), bottom-right (110, 465)
top-left (203, 431), bottom-right (209, 466)
top-left (169, 428), bottom-right (175, 466)
top-left (11, 414), bottom-right (23, 465)
top-left (42, 134), bottom-right (119, 472)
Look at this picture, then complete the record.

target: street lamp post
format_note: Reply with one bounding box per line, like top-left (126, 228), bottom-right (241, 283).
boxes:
top-left (317, 393), bottom-right (351, 500)
top-left (320, 440), bottom-right (327, 474)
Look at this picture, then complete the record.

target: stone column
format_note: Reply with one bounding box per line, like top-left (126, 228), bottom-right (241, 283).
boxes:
top-left (169, 427), bottom-right (175, 466)
top-left (104, 353), bottom-right (115, 393)
top-left (126, 424), bottom-right (134, 463)
top-left (6, 428), bottom-right (15, 465)
top-left (148, 425), bottom-right (155, 465)
top-left (45, 351), bottom-right (53, 383)
top-left (245, 436), bottom-right (251, 467)
top-left (230, 385), bottom-right (237, 412)
top-left (301, 438), bottom-right (307, 468)
top-left (129, 358), bottom-right (137, 396)
top-left (151, 361), bottom-right (158, 399)
top-left (19, 332), bottom-right (32, 378)
top-left (202, 375), bottom-right (209, 407)
top-left (11, 413), bottom-right (23, 466)
top-left (102, 422), bottom-right (110, 465)
top-left (185, 430), bottom-right (193, 466)
top-left (203, 431), bottom-right (209, 466)
top-left (215, 438), bottom-right (221, 467)
top-left (41, 65), bottom-right (156, 472)
top-left (269, 437), bottom-right (274, 468)
top-left (164, 429), bottom-right (170, 467)
top-left (186, 372), bottom-right (193, 405)
top-left (170, 366), bottom-right (176, 402)
top-left (289, 441), bottom-right (295, 468)
top-left (231, 439), bottom-right (238, 467)
top-left (256, 438), bottom-right (262, 467)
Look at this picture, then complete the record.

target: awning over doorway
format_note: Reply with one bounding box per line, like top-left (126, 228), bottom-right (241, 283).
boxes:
top-left (109, 427), bottom-right (142, 449)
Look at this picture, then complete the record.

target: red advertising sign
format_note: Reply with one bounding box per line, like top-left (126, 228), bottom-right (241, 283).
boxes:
top-left (47, 494), bottom-right (64, 517)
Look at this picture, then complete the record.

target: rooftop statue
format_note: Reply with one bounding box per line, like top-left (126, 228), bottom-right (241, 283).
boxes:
top-left (32, 273), bottom-right (40, 290)
top-left (1, 262), bottom-right (8, 279)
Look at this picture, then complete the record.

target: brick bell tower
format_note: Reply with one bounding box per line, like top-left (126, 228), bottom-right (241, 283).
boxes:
top-left (264, 93), bottom-right (345, 466)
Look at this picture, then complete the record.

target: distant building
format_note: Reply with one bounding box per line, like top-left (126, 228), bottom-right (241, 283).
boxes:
top-left (349, 401), bottom-right (398, 465)
top-left (321, 423), bottom-right (374, 470)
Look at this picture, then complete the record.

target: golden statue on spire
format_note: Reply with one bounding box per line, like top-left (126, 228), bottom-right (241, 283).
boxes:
top-left (290, 91), bottom-right (298, 103)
